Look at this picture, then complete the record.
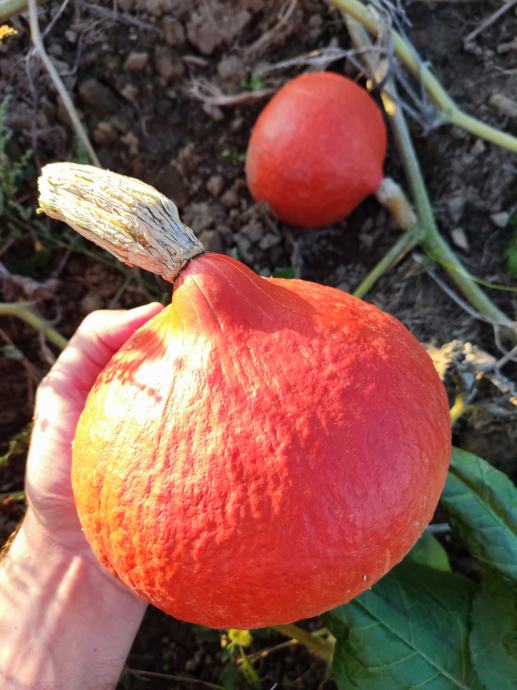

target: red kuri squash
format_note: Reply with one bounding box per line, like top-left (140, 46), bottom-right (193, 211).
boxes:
top-left (39, 164), bottom-right (451, 630)
top-left (245, 71), bottom-right (387, 228)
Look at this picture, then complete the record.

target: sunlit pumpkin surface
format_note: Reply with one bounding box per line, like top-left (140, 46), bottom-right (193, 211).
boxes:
top-left (245, 71), bottom-right (387, 228)
top-left (72, 253), bottom-right (451, 629)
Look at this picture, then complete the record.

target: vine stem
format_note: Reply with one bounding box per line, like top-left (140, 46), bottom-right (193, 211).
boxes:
top-left (271, 624), bottom-right (333, 662)
top-left (328, 0), bottom-right (517, 153)
top-left (26, 0), bottom-right (100, 167)
top-left (344, 15), bottom-right (516, 340)
top-left (0, 301), bottom-right (68, 349)
top-left (353, 230), bottom-right (418, 298)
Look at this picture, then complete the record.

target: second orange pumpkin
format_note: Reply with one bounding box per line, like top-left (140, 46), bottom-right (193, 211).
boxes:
top-left (245, 72), bottom-right (387, 228)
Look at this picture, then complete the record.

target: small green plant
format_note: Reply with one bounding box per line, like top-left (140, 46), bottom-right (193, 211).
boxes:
top-left (220, 630), bottom-right (261, 690)
top-left (241, 73), bottom-right (264, 92)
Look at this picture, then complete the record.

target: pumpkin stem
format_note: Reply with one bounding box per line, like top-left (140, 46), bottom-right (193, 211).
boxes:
top-left (38, 163), bottom-right (205, 283)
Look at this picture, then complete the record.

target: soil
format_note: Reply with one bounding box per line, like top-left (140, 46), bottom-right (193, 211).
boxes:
top-left (1, 1), bottom-right (516, 688)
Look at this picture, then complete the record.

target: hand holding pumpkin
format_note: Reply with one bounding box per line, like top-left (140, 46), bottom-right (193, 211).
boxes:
top-left (0, 304), bottom-right (162, 690)
top-left (25, 302), bottom-right (164, 555)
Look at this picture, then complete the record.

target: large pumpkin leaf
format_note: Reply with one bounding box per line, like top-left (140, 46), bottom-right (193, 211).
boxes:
top-left (441, 448), bottom-right (517, 582)
top-left (324, 561), bottom-right (483, 690)
top-left (469, 574), bottom-right (517, 690)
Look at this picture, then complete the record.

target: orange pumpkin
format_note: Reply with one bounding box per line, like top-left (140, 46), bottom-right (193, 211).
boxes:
top-left (245, 72), bottom-right (387, 228)
top-left (39, 164), bottom-right (451, 630)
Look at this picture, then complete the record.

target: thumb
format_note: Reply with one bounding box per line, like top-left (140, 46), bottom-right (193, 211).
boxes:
top-left (39, 302), bottom-right (164, 403)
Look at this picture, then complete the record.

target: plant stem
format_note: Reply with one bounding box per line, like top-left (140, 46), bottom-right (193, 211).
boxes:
top-left (344, 15), bottom-right (516, 339)
top-left (270, 624), bottom-right (333, 662)
top-left (329, 0), bottom-right (517, 153)
top-left (26, 0), bottom-right (100, 167)
top-left (0, 0), bottom-right (45, 20)
top-left (449, 393), bottom-right (470, 425)
top-left (0, 491), bottom-right (25, 502)
top-left (388, 81), bottom-right (514, 331)
top-left (0, 301), bottom-right (68, 349)
top-left (353, 230), bottom-right (418, 298)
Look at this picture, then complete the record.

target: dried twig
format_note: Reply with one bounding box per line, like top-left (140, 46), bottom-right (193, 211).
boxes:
top-left (256, 46), bottom-right (370, 76)
top-left (84, 1), bottom-right (162, 33)
top-left (245, 0), bottom-right (298, 58)
top-left (464, 0), bottom-right (517, 45)
top-left (26, 0), bottom-right (100, 166)
top-left (190, 79), bottom-right (273, 107)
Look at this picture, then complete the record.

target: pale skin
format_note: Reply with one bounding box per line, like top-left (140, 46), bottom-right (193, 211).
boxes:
top-left (0, 303), bottom-right (164, 690)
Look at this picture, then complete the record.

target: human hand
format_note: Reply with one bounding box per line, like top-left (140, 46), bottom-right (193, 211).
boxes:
top-left (0, 303), bottom-right (164, 690)
top-left (25, 302), bottom-right (164, 557)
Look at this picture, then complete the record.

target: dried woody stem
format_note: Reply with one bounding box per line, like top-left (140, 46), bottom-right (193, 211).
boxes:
top-left (38, 163), bottom-right (205, 283)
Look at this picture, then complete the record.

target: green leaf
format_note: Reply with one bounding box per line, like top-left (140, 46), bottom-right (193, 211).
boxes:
top-left (469, 574), bottom-right (517, 690)
top-left (324, 561), bottom-right (483, 690)
top-left (441, 448), bottom-right (517, 582)
top-left (408, 531), bottom-right (451, 572)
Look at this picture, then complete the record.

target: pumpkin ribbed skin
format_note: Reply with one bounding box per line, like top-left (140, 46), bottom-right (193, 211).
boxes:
top-left (72, 253), bottom-right (450, 629)
top-left (245, 72), bottom-right (387, 228)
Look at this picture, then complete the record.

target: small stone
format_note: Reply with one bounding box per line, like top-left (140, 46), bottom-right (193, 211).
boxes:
top-left (470, 139), bottom-right (486, 155)
top-left (490, 211), bottom-right (509, 228)
top-left (163, 18), bottom-right (186, 47)
top-left (217, 55), bottom-right (242, 81)
top-left (65, 30), bottom-right (77, 43)
top-left (146, 0), bottom-right (173, 16)
top-left (80, 291), bottom-right (104, 314)
top-left (48, 43), bottom-right (63, 57)
top-left (154, 47), bottom-right (184, 81)
top-left (240, 220), bottom-right (262, 243)
top-left (124, 51), bottom-right (149, 71)
top-left (234, 233), bottom-right (252, 253)
top-left (78, 78), bottom-right (118, 115)
top-left (121, 131), bottom-right (139, 156)
top-left (221, 188), bottom-right (239, 208)
top-left (490, 93), bottom-right (517, 119)
top-left (497, 37), bottom-right (517, 54)
top-left (446, 193), bottom-right (465, 223)
top-left (198, 230), bottom-right (223, 253)
top-left (259, 233), bottom-right (281, 250)
top-left (93, 121), bottom-right (117, 144)
top-left (52, 58), bottom-right (71, 75)
top-left (206, 175), bottom-right (224, 197)
top-left (120, 83), bottom-right (138, 102)
top-left (230, 117), bottom-right (243, 132)
top-left (450, 227), bottom-right (469, 251)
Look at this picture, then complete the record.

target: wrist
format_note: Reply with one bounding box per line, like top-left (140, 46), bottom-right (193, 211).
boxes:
top-left (0, 509), bottom-right (146, 690)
